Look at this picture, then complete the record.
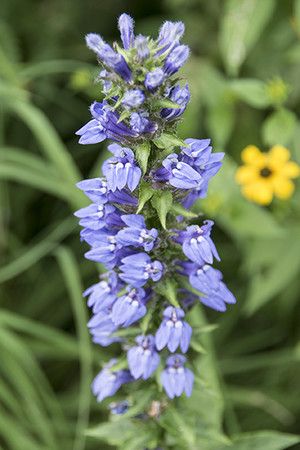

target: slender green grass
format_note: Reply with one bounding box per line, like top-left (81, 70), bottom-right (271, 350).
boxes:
top-left (1, 1), bottom-right (300, 448)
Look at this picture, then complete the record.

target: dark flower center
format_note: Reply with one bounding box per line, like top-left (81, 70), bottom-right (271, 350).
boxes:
top-left (260, 167), bottom-right (272, 178)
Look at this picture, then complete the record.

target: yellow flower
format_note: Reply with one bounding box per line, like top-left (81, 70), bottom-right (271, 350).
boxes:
top-left (235, 145), bottom-right (300, 205)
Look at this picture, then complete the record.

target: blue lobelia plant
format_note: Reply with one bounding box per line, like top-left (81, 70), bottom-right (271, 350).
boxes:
top-left (75, 13), bottom-right (236, 406)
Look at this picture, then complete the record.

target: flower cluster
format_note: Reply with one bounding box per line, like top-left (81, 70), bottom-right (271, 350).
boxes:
top-left (75, 14), bottom-right (236, 405)
top-left (76, 14), bottom-right (190, 146)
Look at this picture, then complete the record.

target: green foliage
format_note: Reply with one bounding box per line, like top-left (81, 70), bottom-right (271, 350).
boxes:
top-left (153, 132), bottom-right (186, 149)
top-left (229, 79), bottom-right (271, 109)
top-left (137, 180), bottom-right (155, 213)
top-left (217, 431), bottom-right (300, 450)
top-left (1, 0), bottom-right (300, 449)
top-left (134, 141), bottom-right (151, 174)
top-left (151, 190), bottom-right (173, 229)
top-left (220, 0), bottom-right (275, 75)
top-left (262, 108), bottom-right (297, 146)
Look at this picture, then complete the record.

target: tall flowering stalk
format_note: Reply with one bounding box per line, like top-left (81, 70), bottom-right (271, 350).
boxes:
top-left (75, 13), bottom-right (236, 405)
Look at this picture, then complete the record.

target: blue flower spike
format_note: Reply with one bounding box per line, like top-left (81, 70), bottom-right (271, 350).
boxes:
top-left (74, 12), bottom-right (236, 407)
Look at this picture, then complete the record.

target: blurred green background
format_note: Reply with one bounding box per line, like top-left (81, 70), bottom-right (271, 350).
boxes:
top-left (1, 0), bottom-right (300, 449)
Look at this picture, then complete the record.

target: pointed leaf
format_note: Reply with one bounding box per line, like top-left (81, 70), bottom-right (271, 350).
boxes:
top-left (171, 202), bottom-right (198, 218)
top-left (137, 181), bottom-right (155, 213)
top-left (135, 142), bottom-right (151, 174)
top-left (151, 190), bottom-right (173, 229)
top-left (153, 133), bottom-right (185, 150)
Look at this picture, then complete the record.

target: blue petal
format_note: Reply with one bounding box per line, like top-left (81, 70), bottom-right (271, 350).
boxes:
top-left (168, 326), bottom-right (181, 352)
top-left (184, 369), bottom-right (194, 397)
top-left (155, 323), bottom-right (170, 350)
top-left (180, 322), bottom-right (192, 353)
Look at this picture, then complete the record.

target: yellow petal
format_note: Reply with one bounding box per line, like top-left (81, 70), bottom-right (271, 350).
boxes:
top-left (235, 166), bottom-right (259, 184)
top-left (268, 145), bottom-right (290, 169)
top-left (241, 180), bottom-right (273, 205)
top-left (272, 176), bottom-right (295, 199)
top-left (281, 161), bottom-right (300, 179)
top-left (241, 145), bottom-right (266, 168)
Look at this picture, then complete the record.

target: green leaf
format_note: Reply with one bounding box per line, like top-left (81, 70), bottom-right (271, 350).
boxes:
top-left (0, 162), bottom-right (84, 208)
top-left (193, 324), bottom-right (219, 335)
top-left (86, 419), bottom-right (136, 445)
top-left (87, 419), bottom-right (158, 449)
top-left (151, 190), bottom-right (173, 229)
top-left (137, 181), bottom-right (155, 213)
top-left (160, 406), bottom-right (197, 448)
top-left (54, 246), bottom-right (93, 450)
top-left (156, 279), bottom-right (180, 307)
top-left (218, 431), bottom-right (300, 450)
top-left (190, 340), bottom-right (207, 354)
top-left (244, 230), bottom-right (300, 315)
top-left (153, 133), bottom-right (185, 149)
top-left (206, 99), bottom-right (235, 147)
top-left (19, 60), bottom-right (91, 82)
top-left (262, 108), bottom-right (297, 146)
top-left (229, 79), bottom-right (270, 109)
top-left (220, 0), bottom-right (275, 75)
top-left (152, 98), bottom-right (181, 110)
top-left (0, 218), bottom-right (74, 284)
top-left (135, 141), bottom-right (151, 174)
top-left (5, 99), bottom-right (81, 184)
top-left (171, 202), bottom-right (198, 218)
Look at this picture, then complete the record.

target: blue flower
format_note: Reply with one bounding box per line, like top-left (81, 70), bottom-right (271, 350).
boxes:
top-left (76, 178), bottom-right (108, 204)
top-left (119, 253), bottom-right (163, 287)
top-left (155, 306), bottom-right (192, 353)
top-left (127, 335), bottom-right (160, 379)
top-left (84, 272), bottom-right (121, 313)
top-left (179, 220), bottom-right (220, 265)
top-left (161, 84), bottom-right (190, 120)
top-left (75, 13), bottom-right (236, 405)
top-left (189, 264), bottom-right (236, 312)
top-left (102, 143), bottom-right (142, 192)
top-left (76, 102), bottom-right (138, 144)
top-left (74, 203), bottom-right (116, 231)
top-left (76, 177), bottom-right (138, 207)
top-left (134, 34), bottom-right (150, 60)
top-left (164, 45), bottom-right (189, 75)
top-left (92, 361), bottom-right (133, 401)
top-left (157, 21), bottom-right (185, 55)
top-left (117, 214), bottom-right (158, 251)
top-left (122, 89), bottom-right (145, 108)
top-left (145, 68), bottom-right (165, 90)
top-left (107, 189), bottom-right (138, 206)
top-left (182, 139), bottom-right (224, 175)
top-left (88, 311), bottom-right (121, 346)
top-left (111, 287), bottom-right (148, 327)
top-left (180, 139), bottom-right (224, 205)
top-left (85, 33), bottom-right (131, 81)
top-left (84, 229), bottom-right (119, 267)
top-left (161, 355), bottom-right (194, 399)
top-left (118, 13), bottom-right (135, 50)
top-left (75, 106), bottom-right (107, 145)
top-left (130, 111), bottom-right (157, 134)
top-left (156, 153), bottom-right (202, 189)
